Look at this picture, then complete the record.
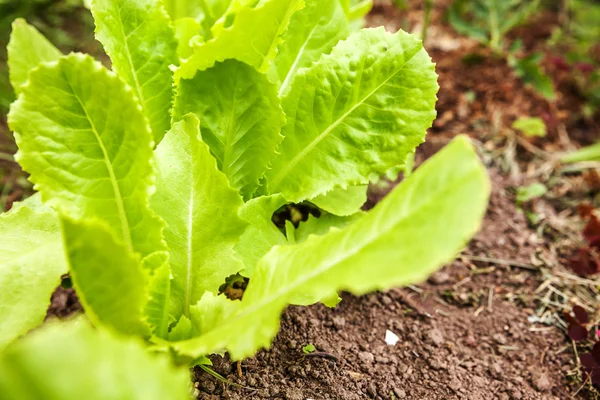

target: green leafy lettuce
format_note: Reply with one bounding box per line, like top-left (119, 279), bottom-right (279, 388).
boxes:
top-left (1, 0), bottom-right (489, 392)
top-left (0, 195), bottom-right (66, 350)
top-left (0, 320), bottom-right (190, 400)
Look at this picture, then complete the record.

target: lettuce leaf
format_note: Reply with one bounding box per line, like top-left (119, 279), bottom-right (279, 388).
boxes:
top-left (152, 115), bottom-right (247, 320)
top-left (175, 0), bottom-right (304, 81)
top-left (173, 60), bottom-right (285, 199)
top-left (7, 19), bottom-right (62, 95)
top-left (266, 27), bottom-right (438, 202)
top-left (171, 136), bottom-right (490, 360)
top-left (0, 196), bottom-right (67, 350)
top-left (91, 0), bottom-right (178, 144)
top-left (310, 185), bottom-right (367, 216)
top-left (0, 321), bottom-right (190, 400)
top-left (270, 0), bottom-right (349, 96)
top-left (293, 212), bottom-right (363, 243)
top-left (62, 217), bottom-right (150, 337)
top-left (235, 194), bottom-right (288, 277)
top-left (8, 53), bottom-right (167, 270)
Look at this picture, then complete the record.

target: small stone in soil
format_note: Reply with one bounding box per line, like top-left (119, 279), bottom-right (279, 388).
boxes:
top-left (358, 351), bottom-right (375, 364)
top-left (427, 328), bottom-right (444, 346)
top-left (531, 371), bottom-right (552, 392)
top-left (493, 333), bottom-right (507, 345)
top-left (385, 329), bottom-right (400, 346)
top-left (429, 271), bottom-right (451, 285)
top-left (332, 316), bottom-right (346, 329)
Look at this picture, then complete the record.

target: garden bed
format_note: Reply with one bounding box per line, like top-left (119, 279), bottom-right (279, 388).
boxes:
top-left (1, 0), bottom-right (599, 399)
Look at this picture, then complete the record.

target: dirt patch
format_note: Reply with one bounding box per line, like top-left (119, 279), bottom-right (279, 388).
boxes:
top-left (195, 172), bottom-right (576, 400)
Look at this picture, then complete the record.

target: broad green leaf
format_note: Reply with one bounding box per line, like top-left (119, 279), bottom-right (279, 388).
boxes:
top-left (91, 0), bottom-right (178, 143)
top-left (293, 212), bottom-right (363, 243)
top-left (166, 0), bottom-right (233, 34)
top-left (8, 53), bottom-right (167, 269)
top-left (163, 0), bottom-right (204, 20)
top-left (62, 217), bottom-right (150, 337)
top-left (172, 136), bottom-right (490, 360)
top-left (7, 19), bottom-right (62, 95)
top-left (0, 196), bottom-right (67, 350)
top-left (152, 115), bottom-right (247, 319)
top-left (0, 321), bottom-right (191, 400)
top-left (174, 18), bottom-right (203, 59)
top-left (235, 194), bottom-right (287, 277)
top-left (269, 0), bottom-right (349, 96)
top-left (339, 0), bottom-right (373, 28)
top-left (266, 28), bottom-right (439, 202)
top-left (310, 185), bottom-right (367, 216)
top-left (173, 60), bottom-right (285, 198)
top-left (145, 263), bottom-right (172, 339)
top-left (175, 0), bottom-right (304, 82)
top-left (189, 292), bottom-right (241, 334)
top-left (168, 315), bottom-right (194, 341)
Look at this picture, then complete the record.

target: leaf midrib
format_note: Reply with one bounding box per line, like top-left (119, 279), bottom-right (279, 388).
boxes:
top-left (278, 23), bottom-right (318, 97)
top-left (184, 171), bottom-right (195, 317)
top-left (64, 70), bottom-right (134, 253)
top-left (221, 71), bottom-right (240, 177)
top-left (268, 43), bottom-right (421, 190)
top-left (258, 0), bottom-right (301, 72)
top-left (114, 4), bottom-right (148, 128)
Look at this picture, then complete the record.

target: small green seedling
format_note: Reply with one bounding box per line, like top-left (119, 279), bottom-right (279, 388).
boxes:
top-left (516, 183), bottom-right (547, 204)
top-left (512, 117), bottom-right (547, 137)
top-left (447, 0), bottom-right (540, 53)
top-left (302, 344), bottom-right (316, 354)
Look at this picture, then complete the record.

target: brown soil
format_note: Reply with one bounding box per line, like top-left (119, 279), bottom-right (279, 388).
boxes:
top-left (8, 0), bottom-right (600, 399)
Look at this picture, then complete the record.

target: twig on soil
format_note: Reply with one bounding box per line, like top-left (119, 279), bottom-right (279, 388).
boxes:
top-left (303, 352), bottom-right (339, 362)
top-left (471, 266), bottom-right (496, 275)
top-left (461, 254), bottom-right (538, 271)
top-left (552, 270), bottom-right (600, 287)
top-left (559, 161), bottom-right (600, 174)
top-left (557, 122), bottom-right (575, 151)
top-left (395, 288), bottom-right (432, 318)
top-left (487, 286), bottom-right (494, 311)
top-left (514, 135), bottom-right (552, 160)
top-left (452, 276), bottom-right (471, 288)
top-left (474, 306), bottom-right (484, 317)
top-left (434, 308), bottom-right (450, 317)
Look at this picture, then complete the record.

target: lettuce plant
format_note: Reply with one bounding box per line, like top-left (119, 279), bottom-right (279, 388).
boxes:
top-left (0, 0), bottom-right (490, 389)
top-left (448, 0), bottom-right (540, 53)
